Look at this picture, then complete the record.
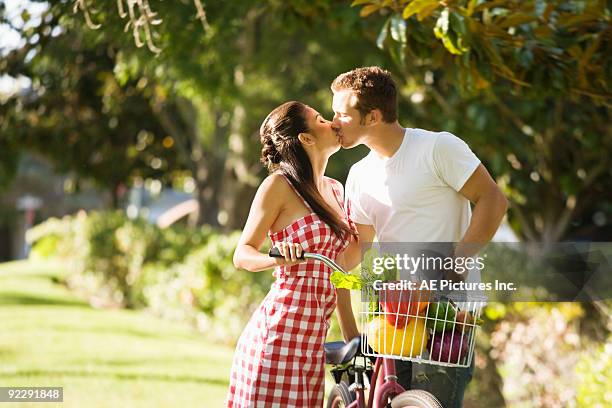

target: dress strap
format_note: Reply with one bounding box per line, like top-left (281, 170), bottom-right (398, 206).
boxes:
top-left (327, 177), bottom-right (344, 211)
top-left (278, 173), bottom-right (313, 212)
top-left (328, 177), bottom-right (357, 234)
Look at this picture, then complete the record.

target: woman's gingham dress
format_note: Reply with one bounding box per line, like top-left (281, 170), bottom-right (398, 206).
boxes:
top-left (226, 176), bottom-right (354, 407)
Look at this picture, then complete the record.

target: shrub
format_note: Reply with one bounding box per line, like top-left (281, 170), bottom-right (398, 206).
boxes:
top-left (576, 335), bottom-right (612, 407)
top-left (26, 210), bottom-right (275, 344)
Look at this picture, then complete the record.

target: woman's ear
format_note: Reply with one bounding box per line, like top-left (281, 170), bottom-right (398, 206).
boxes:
top-left (298, 132), bottom-right (315, 146)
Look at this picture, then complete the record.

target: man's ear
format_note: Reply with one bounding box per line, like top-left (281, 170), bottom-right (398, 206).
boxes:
top-left (365, 109), bottom-right (382, 126)
top-left (298, 132), bottom-right (315, 146)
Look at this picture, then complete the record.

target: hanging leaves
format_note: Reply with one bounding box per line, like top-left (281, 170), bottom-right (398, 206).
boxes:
top-left (72, 0), bottom-right (210, 54)
top-left (434, 9), bottom-right (469, 55)
top-left (350, 0), bottom-right (611, 103)
top-left (402, 0), bottom-right (440, 20)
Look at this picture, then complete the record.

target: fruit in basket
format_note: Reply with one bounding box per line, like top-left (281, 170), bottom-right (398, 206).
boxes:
top-left (455, 310), bottom-right (484, 326)
top-left (367, 316), bottom-right (429, 357)
top-left (426, 301), bottom-right (457, 332)
top-left (452, 310), bottom-right (484, 333)
top-left (379, 284), bottom-right (430, 328)
top-left (429, 331), bottom-right (469, 363)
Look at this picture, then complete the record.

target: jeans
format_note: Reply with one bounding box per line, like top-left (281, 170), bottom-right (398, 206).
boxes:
top-left (395, 359), bottom-right (474, 408)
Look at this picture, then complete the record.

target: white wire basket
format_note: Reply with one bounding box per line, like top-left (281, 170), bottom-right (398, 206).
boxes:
top-left (359, 282), bottom-right (485, 368)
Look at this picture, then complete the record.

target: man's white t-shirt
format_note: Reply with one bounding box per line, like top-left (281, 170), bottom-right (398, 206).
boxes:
top-left (345, 128), bottom-right (480, 243)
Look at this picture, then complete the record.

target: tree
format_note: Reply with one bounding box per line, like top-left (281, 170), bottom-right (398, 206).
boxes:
top-left (0, 8), bottom-right (184, 207)
top-left (59, 0), bottom-right (389, 227)
top-left (347, 0), bottom-right (612, 241)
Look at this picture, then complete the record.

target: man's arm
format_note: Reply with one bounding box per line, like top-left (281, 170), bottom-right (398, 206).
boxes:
top-left (455, 164), bottom-right (508, 258)
top-left (335, 223), bottom-right (375, 342)
top-left (339, 223), bottom-right (376, 272)
top-left (335, 289), bottom-right (359, 342)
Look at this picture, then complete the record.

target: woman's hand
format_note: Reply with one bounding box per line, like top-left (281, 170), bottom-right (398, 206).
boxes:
top-left (273, 241), bottom-right (305, 267)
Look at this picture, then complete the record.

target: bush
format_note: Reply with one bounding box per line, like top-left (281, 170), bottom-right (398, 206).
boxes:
top-left (139, 232), bottom-right (274, 343)
top-left (27, 211), bottom-right (213, 307)
top-left (28, 214), bottom-right (81, 260)
top-left (576, 335), bottom-right (612, 407)
top-left (26, 210), bottom-right (275, 343)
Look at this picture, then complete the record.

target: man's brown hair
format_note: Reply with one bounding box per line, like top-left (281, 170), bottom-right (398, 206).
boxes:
top-left (331, 66), bottom-right (398, 123)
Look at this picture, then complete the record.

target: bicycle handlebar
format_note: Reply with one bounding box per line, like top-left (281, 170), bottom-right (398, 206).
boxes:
top-left (268, 247), bottom-right (348, 274)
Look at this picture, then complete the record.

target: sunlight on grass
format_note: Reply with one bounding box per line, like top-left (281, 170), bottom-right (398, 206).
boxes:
top-left (0, 260), bottom-right (233, 408)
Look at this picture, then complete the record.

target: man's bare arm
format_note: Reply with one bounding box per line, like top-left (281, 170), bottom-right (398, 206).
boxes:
top-left (456, 164), bottom-right (509, 258)
top-left (335, 223), bottom-right (375, 341)
top-left (339, 223), bottom-right (376, 272)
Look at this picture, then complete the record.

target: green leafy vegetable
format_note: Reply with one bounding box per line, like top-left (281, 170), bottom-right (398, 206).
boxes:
top-left (330, 271), bottom-right (363, 290)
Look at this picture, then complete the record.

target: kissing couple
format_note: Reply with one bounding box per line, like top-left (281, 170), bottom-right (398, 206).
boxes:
top-left (227, 66), bottom-right (508, 408)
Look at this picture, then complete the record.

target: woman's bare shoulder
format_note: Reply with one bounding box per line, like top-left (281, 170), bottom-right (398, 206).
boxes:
top-left (258, 173), bottom-right (292, 197)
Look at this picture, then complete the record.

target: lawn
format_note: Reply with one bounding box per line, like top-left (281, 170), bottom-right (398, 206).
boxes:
top-left (0, 260), bottom-right (234, 407)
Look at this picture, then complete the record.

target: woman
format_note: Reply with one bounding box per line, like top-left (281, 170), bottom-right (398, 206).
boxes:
top-left (226, 101), bottom-right (360, 407)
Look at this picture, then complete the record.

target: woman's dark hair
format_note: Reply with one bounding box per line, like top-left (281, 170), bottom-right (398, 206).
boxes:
top-left (260, 101), bottom-right (353, 239)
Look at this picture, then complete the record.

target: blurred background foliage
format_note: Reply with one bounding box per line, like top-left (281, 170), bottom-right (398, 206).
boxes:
top-left (26, 211), bottom-right (268, 343)
top-left (1, 0), bottom-right (610, 238)
top-left (1, 0), bottom-right (611, 406)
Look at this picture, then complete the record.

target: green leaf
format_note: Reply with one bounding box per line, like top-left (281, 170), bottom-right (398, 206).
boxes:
top-left (390, 15), bottom-right (407, 44)
top-left (466, 0), bottom-right (478, 16)
top-left (434, 8), bottom-right (450, 37)
top-left (497, 13), bottom-right (538, 29)
top-left (434, 9), bottom-right (469, 55)
top-left (417, 3), bottom-right (440, 21)
top-left (330, 271), bottom-right (363, 290)
top-left (449, 12), bottom-right (467, 37)
top-left (479, 37), bottom-right (514, 77)
top-left (351, 0), bottom-right (374, 6)
top-left (402, 0), bottom-right (439, 20)
top-left (360, 4), bottom-right (381, 17)
top-left (376, 18), bottom-right (391, 50)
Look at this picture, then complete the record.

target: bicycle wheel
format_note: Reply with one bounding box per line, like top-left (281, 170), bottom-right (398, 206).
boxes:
top-left (326, 381), bottom-right (355, 408)
top-left (390, 389), bottom-right (443, 408)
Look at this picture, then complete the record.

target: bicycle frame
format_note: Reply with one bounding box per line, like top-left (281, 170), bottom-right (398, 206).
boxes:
top-left (368, 357), bottom-right (405, 408)
top-left (329, 347), bottom-right (406, 408)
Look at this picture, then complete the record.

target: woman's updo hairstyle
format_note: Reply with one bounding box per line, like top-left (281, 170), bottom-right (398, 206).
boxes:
top-left (259, 101), bottom-right (308, 172)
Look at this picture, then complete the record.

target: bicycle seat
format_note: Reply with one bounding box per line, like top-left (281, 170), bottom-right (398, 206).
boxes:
top-left (324, 335), bottom-right (361, 365)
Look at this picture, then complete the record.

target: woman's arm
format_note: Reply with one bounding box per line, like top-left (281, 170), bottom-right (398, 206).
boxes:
top-left (233, 175), bottom-right (298, 272)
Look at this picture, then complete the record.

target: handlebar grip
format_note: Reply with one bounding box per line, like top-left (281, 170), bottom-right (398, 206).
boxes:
top-left (268, 247), bottom-right (305, 259)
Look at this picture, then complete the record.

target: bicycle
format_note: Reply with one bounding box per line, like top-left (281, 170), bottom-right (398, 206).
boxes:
top-left (269, 248), bottom-right (486, 407)
top-left (325, 335), bottom-right (442, 408)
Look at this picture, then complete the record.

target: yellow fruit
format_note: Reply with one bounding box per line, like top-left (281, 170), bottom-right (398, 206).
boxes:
top-left (367, 315), bottom-right (429, 357)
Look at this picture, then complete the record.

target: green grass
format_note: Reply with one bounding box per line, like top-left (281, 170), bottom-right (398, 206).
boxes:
top-left (0, 260), bottom-right (234, 408)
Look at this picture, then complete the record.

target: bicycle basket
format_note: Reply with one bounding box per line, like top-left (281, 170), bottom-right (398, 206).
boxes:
top-left (359, 282), bottom-right (485, 368)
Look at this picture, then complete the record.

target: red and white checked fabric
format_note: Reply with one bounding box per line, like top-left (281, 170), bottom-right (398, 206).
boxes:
top-left (226, 175), bottom-right (355, 408)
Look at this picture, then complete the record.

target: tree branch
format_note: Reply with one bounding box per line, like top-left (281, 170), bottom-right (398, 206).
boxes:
top-left (511, 203), bottom-right (538, 241)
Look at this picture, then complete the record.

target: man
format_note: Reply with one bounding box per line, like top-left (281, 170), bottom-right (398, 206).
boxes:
top-left (331, 66), bottom-right (508, 407)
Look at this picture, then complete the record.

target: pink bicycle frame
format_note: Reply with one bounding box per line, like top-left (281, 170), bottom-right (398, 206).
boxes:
top-left (343, 356), bottom-right (405, 408)
top-left (369, 357), bottom-right (405, 408)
